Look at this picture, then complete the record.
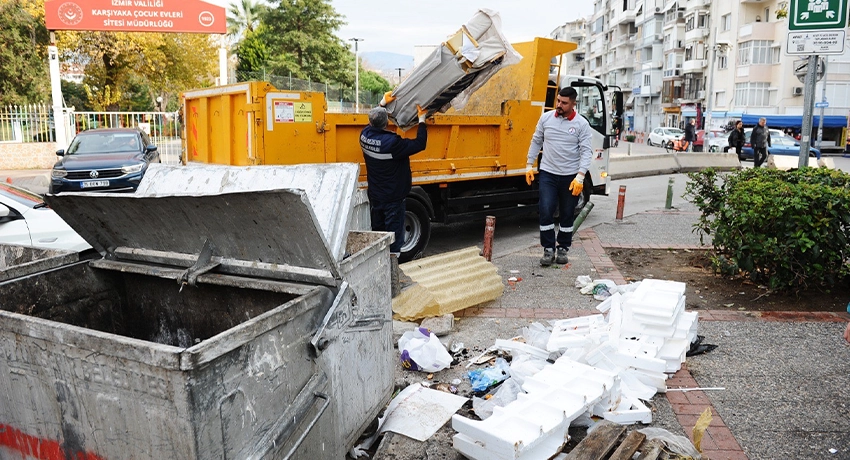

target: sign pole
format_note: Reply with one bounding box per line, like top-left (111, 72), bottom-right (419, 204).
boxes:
top-left (816, 59), bottom-right (827, 150)
top-left (48, 32), bottom-right (67, 150)
top-left (799, 54), bottom-right (818, 169)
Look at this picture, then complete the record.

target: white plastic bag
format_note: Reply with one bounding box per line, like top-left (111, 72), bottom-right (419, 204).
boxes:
top-left (398, 327), bottom-right (453, 372)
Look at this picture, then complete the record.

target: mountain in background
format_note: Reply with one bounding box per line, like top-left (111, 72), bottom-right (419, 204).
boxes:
top-left (361, 51), bottom-right (415, 76)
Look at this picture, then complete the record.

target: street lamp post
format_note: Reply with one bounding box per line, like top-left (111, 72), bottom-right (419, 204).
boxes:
top-left (394, 67), bottom-right (405, 85)
top-left (349, 38), bottom-right (364, 112)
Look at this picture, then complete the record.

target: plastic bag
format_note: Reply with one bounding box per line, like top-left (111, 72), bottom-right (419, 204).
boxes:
top-left (521, 322), bottom-right (551, 350)
top-left (638, 427), bottom-right (703, 459)
top-left (467, 357), bottom-right (511, 392)
top-left (472, 377), bottom-right (523, 419)
top-left (509, 354), bottom-right (548, 386)
top-left (398, 327), bottom-right (453, 372)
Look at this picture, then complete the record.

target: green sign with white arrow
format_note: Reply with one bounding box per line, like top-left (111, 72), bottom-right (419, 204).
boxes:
top-left (789, 0), bottom-right (849, 30)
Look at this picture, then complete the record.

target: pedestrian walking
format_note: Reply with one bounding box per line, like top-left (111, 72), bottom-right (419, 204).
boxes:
top-left (728, 120), bottom-right (745, 156)
top-left (360, 93), bottom-right (429, 256)
top-left (751, 117), bottom-right (771, 167)
top-left (684, 118), bottom-right (696, 152)
top-left (525, 87), bottom-right (593, 267)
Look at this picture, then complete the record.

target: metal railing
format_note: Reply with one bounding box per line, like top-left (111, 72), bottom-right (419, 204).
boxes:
top-left (234, 71), bottom-right (384, 113)
top-left (70, 111), bottom-right (182, 165)
top-left (0, 104), bottom-right (55, 143)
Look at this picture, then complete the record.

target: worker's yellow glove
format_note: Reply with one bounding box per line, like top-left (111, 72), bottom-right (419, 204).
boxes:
top-left (380, 91), bottom-right (396, 107)
top-left (416, 104), bottom-right (428, 123)
top-left (570, 174), bottom-right (585, 196)
top-left (525, 165), bottom-right (536, 186)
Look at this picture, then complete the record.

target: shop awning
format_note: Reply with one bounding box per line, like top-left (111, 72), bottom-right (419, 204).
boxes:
top-left (741, 114), bottom-right (848, 128)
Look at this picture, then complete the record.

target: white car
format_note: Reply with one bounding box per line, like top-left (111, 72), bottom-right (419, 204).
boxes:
top-left (648, 127), bottom-right (685, 147)
top-left (0, 183), bottom-right (90, 252)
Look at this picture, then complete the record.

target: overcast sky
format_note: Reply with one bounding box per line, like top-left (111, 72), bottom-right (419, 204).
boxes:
top-left (329, 1), bottom-right (594, 56)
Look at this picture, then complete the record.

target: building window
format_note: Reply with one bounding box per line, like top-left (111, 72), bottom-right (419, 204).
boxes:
top-left (722, 14), bottom-right (731, 31)
top-left (685, 16), bottom-right (695, 31)
top-left (684, 73), bottom-right (703, 99)
top-left (698, 14), bottom-right (709, 28)
top-left (738, 40), bottom-right (775, 65)
top-left (644, 74), bottom-right (651, 86)
top-left (734, 82), bottom-right (771, 106)
top-left (718, 54), bottom-right (728, 69)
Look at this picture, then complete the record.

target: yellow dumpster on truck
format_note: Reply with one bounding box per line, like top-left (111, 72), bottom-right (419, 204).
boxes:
top-left (182, 38), bottom-right (623, 262)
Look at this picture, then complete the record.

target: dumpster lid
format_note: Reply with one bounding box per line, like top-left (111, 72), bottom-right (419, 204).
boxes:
top-left (45, 189), bottom-right (341, 280)
top-left (135, 163), bottom-right (361, 262)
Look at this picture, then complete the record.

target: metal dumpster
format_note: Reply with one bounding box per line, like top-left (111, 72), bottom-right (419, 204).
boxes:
top-left (0, 243), bottom-right (79, 281)
top-left (0, 164), bottom-right (393, 459)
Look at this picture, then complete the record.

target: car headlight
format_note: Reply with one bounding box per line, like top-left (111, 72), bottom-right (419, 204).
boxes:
top-left (52, 169), bottom-right (67, 178)
top-left (121, 163), bottom-right (145, 174)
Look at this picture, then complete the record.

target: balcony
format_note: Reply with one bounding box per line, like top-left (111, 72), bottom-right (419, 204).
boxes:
top-left (663, 68), bottom-right (683, 78)
top-left (664, 40), bottom-right (685, 52)
top-left (615, 34), bottom-right (637, 47)
top-left (640, 85), bottom-right (662, 96)
top-left (738, 21), bottom-right (777, 41)
top-left (641, 34), bottom-right (662, 47)
top-left (610, 57), bottom-right (634, 70)
top-left (684, 27), bottom-right (709, 42)
top-left (682, 59), bottom-right (706, 72)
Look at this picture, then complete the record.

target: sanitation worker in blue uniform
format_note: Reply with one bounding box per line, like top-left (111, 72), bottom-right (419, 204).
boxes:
top-left (360, 94), bottom-right (429, 256)
top-left (525, 86), bottom-right (593, 267)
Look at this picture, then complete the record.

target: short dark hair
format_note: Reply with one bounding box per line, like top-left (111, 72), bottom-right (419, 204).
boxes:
top-left (558, 87), bottom-right (577, 100)
top-left (369, 107), bottom-right (388, 129)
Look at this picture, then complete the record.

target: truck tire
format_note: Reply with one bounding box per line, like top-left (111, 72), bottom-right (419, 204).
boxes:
top-left (400, 198), bottom-right (431, 263)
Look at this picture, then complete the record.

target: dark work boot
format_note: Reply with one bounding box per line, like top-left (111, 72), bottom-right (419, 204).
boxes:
top-left (556, 247), bottom-right (569, 265)
top-left (540, 248), bottom-right (555, 267)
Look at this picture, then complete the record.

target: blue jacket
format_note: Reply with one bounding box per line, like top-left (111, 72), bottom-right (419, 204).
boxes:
top-left (360, 123), bottom-right (427, 203)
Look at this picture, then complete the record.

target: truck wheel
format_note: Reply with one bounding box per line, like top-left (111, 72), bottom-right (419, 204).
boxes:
top-left (400, 198), bottom-right (431, 263)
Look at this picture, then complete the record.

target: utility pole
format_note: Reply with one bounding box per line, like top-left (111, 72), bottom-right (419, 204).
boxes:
top-left (349, 38), bottom-right (364, 112)
top-left (394, 67), bottom-right (405, 85)
top-left (704, 28), bottom-right (718, 132)
top-left (817, 58), bottom-right (828, 150)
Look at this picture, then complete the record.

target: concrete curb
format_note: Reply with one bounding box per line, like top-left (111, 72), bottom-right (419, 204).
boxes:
top-left (609, 153), bottom-right (741, 180)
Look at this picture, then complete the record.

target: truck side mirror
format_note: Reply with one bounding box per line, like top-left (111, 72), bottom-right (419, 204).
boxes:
top-left (613, 92), bottom-right (624, 116)
top-left (56, 149), bottom-right (65, 156)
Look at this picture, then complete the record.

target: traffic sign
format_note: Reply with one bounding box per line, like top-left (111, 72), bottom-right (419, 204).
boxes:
top-left (794, 57), bottom-right (827, 82)
top-left (786, 29), bottom-right (846, 55)
top-left (815, 101), bottom-right (830, 108)
top-left (789, 0), bottom-right (848, 30)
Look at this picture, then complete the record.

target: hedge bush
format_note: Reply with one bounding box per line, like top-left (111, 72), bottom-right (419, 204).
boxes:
top-left (685, 167), bottom-right (850, 291)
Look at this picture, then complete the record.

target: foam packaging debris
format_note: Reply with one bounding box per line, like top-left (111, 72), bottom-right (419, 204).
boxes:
top-left (452, 279), bottom-right (699, 459)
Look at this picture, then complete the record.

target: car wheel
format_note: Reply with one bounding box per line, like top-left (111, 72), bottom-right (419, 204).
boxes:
top-left (399, 198), bottom-right (431, 263)
top-left (647, 139), bottom-right (653, 146)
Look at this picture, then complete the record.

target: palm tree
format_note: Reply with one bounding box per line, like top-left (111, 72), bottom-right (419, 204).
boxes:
top-left (227, 0), bottom-right (264, 40)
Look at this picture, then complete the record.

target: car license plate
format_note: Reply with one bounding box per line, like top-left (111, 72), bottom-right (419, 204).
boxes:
top-left (81, 180), bottom-right (109, 188)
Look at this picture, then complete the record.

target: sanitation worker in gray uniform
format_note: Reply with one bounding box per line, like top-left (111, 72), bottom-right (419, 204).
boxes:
top-left (525, 86), bottom-right (593, 267)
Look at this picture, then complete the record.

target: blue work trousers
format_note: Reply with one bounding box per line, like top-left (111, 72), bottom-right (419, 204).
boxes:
top-left (538, 170), bottom-right (578, 250)
top-left (371, 199), bottom-right (406, 254)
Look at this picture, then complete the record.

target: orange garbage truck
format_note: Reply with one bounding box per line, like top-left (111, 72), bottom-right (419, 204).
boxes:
top-left (182, 37), bottom-right (623, 262)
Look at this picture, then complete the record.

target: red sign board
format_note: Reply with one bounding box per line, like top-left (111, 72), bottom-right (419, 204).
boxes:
top-left (45, 0), bottom-right (226, 34)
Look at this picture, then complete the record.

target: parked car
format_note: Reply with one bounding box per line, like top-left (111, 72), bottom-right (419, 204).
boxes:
top-left (0, 182), bottom-right (90, 251)
top-left (695, 129), bottom-right (729, 152)
top-left (739, 129), bottom-right (818, 160)
top-left (49, 128), bottom-right (160, 194)
top-left (647, 127), bottom-right (685, 147)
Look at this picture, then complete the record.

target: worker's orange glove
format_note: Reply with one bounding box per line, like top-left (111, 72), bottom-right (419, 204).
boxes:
top-left (416, 104), bottom-right (428, 123)
top-left (525, 165), bottom-right (536, 186)
top-left (569, 174), bottom-right (585, 196)
top-left (380, 91), bottom-right (396, 107)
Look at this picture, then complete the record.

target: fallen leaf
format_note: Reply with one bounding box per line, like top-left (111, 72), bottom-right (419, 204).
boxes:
top-left (692, 407), bottom-right (713, 452)
top-left (723, 303), bottom-right (734, 307)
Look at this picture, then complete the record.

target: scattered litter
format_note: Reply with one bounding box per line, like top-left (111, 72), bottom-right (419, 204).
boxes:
top-left (466, 347), bottom-right (497, 368)
top-left (398, 327), bottom-right (453, 372)
top-left (686, 335), bottom-right (718, 356)
top-left (639, 427), bottom-right (703, 459)
top-left (467, 357), bottom-right (510, 392)
top-left (450, 342), bottom-right (465, 353)
top-left (350, 382), bottom-right (467, 456)
top-left (521, 322), bottom-right (551, 349)
top-left (509, 270), bottom-right (520, 275)
top-left (472, 377), bottom-right (523, 419)
top-left (830, 448), bottom-right (839, 454)
top-left (666, 387), bottom-right (726, 392)
top-left (451, 379), bottom-right (461, 385)
top-left (431, 382), bottom-right (458, 394)
top-left (427, 373), bottom-right (434, 380)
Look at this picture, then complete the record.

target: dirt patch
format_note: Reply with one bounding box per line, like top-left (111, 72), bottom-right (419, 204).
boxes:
top-left (607, 248), bottom-right (850, 312)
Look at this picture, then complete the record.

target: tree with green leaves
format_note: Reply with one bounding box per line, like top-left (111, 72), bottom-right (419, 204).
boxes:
top-left (0, 1), bottom-right (49, 105)
top-left (227, 0), bottom-right (265, 40)
top-left (236, 27), bottom-right (271, 73)
top-left (359, 69), bottom-right (391, 96)
top-left (260, 0), bottom-right (354, 85)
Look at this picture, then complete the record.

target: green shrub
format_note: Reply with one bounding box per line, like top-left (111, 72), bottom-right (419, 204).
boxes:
top-left (625, 134), bottom-right (636, 142)
top-left (685, 167), bottom-right (850, 291)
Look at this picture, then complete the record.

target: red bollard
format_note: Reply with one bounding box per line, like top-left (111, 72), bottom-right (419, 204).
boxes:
top-left (482, 215), bottom-right (496, 261)
top-left (615, 185), bottom-right (626, 220)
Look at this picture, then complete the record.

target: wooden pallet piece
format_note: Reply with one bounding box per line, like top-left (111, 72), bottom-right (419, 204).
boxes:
top-left (565, 421), bottom-right (627, 460)
top-left (636, 438), bottom-right (664, 460)
top-left (608, 430), bottom-right (647, 460)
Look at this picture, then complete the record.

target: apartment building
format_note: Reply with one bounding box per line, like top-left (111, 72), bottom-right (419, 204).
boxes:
top-left (553, 0), bottom-right (850, 143)
top-left (550, 19), bottom-right (588, 77)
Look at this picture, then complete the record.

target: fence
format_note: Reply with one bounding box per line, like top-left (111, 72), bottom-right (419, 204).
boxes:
top-left (0, 104), bottom-right (181, 165)
top-left (235, 71), bottom-right (382, 112)
top-left (0, 104), bottom-right (55, 143)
